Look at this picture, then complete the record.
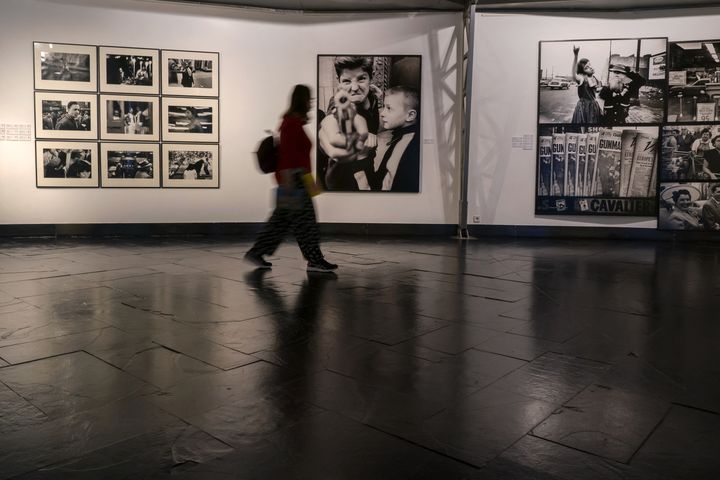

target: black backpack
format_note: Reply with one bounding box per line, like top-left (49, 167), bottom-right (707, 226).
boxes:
top-left (256, 135), bottom-right (278, 173)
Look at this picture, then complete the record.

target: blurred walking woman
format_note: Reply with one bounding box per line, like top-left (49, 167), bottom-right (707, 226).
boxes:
top-left (245, 85), bottom-right (338, 273)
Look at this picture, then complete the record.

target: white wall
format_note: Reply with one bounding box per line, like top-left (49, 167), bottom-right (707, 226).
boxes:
top-left (0, 0), bottom-right (462, 225)
top-left (469, 8), bottom-right (720, 229)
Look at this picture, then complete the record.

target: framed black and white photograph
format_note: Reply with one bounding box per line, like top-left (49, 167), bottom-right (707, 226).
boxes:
top-left (34, 92), bottom-right (97, 140)
top-left (667, 40), bottom-right (720, 122)
top-left (100, 143), bottom-right (160, 188)
top-left (316, 55), bottom-right (422, 192)
top-left (33, 42), bottom-right (97, 92)
top-left (535, 125), bottom-right (659, 215)
top-left (36, 141), bottom-right (98, 187)
top-left (661, 124), bottom-right (720, 181)
top-left (162, 144), bottom-right (219, 188)
top-left (100, 95), bottom-right (160, 141)
top-left (99, 46), bottom-right (159, 95)
top-left (161, 50), bottom-right (218, 97)
top-left (538, 38), bottom-right (667, 126)
top-left (162, 97), bottom-right (218, 142)
top-left (659, 182), bottom-right (720, 231)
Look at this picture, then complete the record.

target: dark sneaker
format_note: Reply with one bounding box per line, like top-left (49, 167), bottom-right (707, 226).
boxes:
top-left (244, 251), bottom-right (272, 269)
top-left (307, 259), bottom-right (338, 272)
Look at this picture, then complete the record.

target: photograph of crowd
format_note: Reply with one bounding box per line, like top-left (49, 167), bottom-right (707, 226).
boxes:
top-left (99, 47), bottom-right (159, 95)
top-left (162, 50), bottom-right (218, 96)
top-left (539, 38), bottom-right (666, 125)
top-left (661, 125), bottom-right (720, 180)
top-left (34, 42), bottom-right (96, 91)
top-left (36, 141), bottom-right (98, 187)
top-left (162, 98), bottom-right (218, 142)
top-left (659, 182), bottom-right (720, 231)
top-left (101, 144), bottom-right (159, 188)
top-left (316, 55), bottom-right (421, 192)
top-left (35, 92), bottom-right (96, 140)
top-left (536, 125), bottom-right (659, 215)
top-left (101, 96), bottom-right (159, 141)
top-left (163, 144), bottom-right (219, 188)
top-left (667, 40), bottom-right (720, 122)
top-left (106, 151), bottom-right (154, 178)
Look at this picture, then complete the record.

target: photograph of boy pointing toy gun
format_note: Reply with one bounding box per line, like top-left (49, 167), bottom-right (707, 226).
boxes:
top-left (316, 55), bottom-right (422, 193)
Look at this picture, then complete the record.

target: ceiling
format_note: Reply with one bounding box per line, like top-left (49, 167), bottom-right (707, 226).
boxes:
top-left (153, 0), bottom-right (720, 11)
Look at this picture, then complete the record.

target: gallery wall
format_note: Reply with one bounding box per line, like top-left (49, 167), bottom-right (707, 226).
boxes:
top-left (469, 8), bottom-right (720, 229)
top-left (0, 0), bottom-right (462, 225)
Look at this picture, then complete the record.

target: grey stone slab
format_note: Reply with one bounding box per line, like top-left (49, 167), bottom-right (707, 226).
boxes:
top-left (631, 405), bottom-right (720, 479)
top-left (17, 423), bottom-right (234, 479)
top-left (491, 352), bottom-right (611, 405)
top-left (0, 327), bottom-right (156, 367)
top-left (0, 382), bottom-right (48, 436)
top-left (533, 384), bottom-right (670, 463)
top-left (415, 349), bottom-right (527, 396)
top-left (121, 346), bottom-right (221, 389)
top-left (148, 360), bottom-right (293, 420)
top-left (0, 308), bottom-right (108, 349)
top-left (408, 384), bottom-right (557, 467)
top-left (0, 351), bottom-right (155, 418)
top-left (321, 305), bottom-right (450, 346)
top-left (174, 410), bottom-right (483, 480)
top-left (149, 329), bottom-right (259, 370)
top-left (475, 332), bottom-right (562, 361)
top-left (488, 435), bottom-right (658, 480)
top-left (0, 397), bottom-right (178, 480)
top-left (414, 324), bottom-right (501, 354)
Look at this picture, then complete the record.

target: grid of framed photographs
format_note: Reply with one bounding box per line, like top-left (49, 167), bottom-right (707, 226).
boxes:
top-left (33, 41), bottom-right (219, 189)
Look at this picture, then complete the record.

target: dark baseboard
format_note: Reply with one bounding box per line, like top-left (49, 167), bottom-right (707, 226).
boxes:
top-left (0, 223), bottom-right (716, 241)
top-left (0, 223), bottom-right (457, 238)
top-left (467, 224), bottom-right (720, 242)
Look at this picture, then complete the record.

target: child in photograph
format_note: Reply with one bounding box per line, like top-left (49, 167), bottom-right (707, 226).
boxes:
top-left (571, 45), bottom-right (602, 124)
top-left (366, 86), bottom-right (420, 192)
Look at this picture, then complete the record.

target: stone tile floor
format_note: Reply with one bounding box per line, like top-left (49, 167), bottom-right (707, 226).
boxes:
top-left (0, 236), bottom-right (718, 478)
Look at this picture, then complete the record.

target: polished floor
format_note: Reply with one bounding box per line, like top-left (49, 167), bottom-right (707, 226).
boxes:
top-left (0, 236), bottom-right (718, 479)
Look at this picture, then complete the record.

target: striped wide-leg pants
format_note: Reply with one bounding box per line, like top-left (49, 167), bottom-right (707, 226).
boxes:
top-left (249, 194), bottom-right (324, 264)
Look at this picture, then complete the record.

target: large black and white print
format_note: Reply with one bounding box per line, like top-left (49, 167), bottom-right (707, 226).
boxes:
top-left (35, 141), bottom-right (98, 187)
top-left (659, 182), bottom-right (720, 231)
top-left (100, 47), bottom-right (159, 94)
top-left (101, 143), bottom-right (160, 188)
top-left (162, 144), bottom-right (219, 188)
top-left (162, 97), bottom-right (219, 142)
top-left (317, 55), bottom-right (422, 192)
top-left (661, 125), bottom-right (720, 180)
top-left (161, 50), bottom-right (219, 97)
top-left (539, 38), bottom-right (666, 125)
top-left (667, 40), bottom-right (720, 122)
top-left (34, 92), bottom-right (97, 140)
top-left (100, 95), bottom-right (160, 141)
top-left (536, 125), bottom-right (659, 215)
top-left (34, 42), bottom-right (97, 92)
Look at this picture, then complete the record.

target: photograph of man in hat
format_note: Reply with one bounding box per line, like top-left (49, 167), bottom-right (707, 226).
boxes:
top-left (599, 64), bottom-right (647, 125)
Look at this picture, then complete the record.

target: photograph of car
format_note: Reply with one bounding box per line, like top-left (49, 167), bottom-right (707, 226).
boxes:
top-left (548, 78), bottom-right (570, 89)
